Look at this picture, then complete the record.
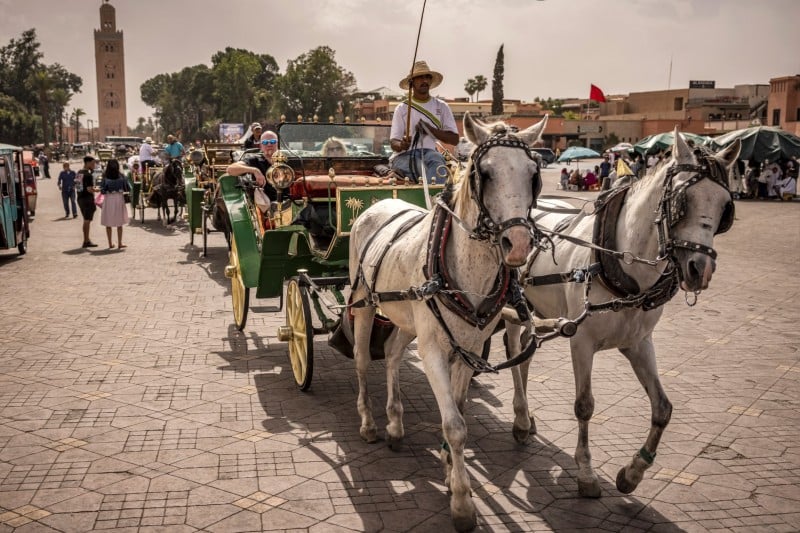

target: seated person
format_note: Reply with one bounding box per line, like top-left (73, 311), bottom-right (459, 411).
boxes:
top-left (568, 169), bottom-right (584, 191)
top-left (321, 137), bottom-right (348, 157)
top-left (225, 130), bottom-right (279, 202)
top-left (583, 169), bottom-right (598, 190)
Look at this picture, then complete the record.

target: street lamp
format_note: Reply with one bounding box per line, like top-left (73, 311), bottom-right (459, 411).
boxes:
top-left (87, 119), bottom-right (94, 150)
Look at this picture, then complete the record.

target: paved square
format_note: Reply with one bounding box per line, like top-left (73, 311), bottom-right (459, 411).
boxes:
top-left (0, 168), bottom-right (798, 531)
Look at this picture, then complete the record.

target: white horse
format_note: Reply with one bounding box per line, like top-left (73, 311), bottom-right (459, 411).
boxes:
top-left (348, 111), bottom-right (546, 532)
top-left (506, 131), bottom-right (741, 498)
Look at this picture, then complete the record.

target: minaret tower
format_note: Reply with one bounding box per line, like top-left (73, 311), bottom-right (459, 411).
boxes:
top-left (94, 0), bottom-right (128, 139)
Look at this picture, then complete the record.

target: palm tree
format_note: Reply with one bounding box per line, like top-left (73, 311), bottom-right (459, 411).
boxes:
top-left (464, 78), bottom-right (477, 102)
top-left (50, 88), bottom-right (72, 146)
top-left (72, 108), bottom-right (85, 143)
top-left (29, 69), bottom-right (54, 152)
top-left (473, 75), bottom-right (487, 102)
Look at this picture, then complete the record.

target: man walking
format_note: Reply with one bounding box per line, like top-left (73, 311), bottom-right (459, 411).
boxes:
top-left (389, 61), bottom-right (458, 184)
top-left (76, 155), bottom-right (98, 248)
top-left (57, 162), bottom-right (78, 218)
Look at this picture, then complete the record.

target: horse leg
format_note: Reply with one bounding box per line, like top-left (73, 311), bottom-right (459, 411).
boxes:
top-left (421, 340), bottom-right (476, 532)
top-left (616, 334), bottom-right (672, 494)
top-left (505, 321), bottom-right (534, 443)
top-left (571, 337), bottom-right (602, 498)
top-left (384, 329), bottom-right (416, 451)
top-left (353, 304), bottom-right (378, 443)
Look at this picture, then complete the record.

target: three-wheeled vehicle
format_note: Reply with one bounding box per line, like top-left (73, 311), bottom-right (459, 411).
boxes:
top-left (220, 121), bottom-right (446, 390)
top-left (0, 144), bottom-right (30, 255)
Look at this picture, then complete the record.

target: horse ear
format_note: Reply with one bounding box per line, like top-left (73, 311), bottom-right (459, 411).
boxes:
top-left (517, 115), bottom-right (548, 146)
top-left (673, 128), bottom-right (693, 163)
top-left (463, 111), bottom-right (490, 145)
top-left (715, 138), bottom-right (741, 169)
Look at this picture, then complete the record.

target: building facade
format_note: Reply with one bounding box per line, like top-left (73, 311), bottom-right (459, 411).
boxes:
top-left (767, 75), bottom-right (800, 136)
top-left (94, 1), bottom-right (127, 139)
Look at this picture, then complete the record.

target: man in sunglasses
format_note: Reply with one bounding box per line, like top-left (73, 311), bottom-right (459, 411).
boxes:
top-left (390, 60), bottom-right (458, 183)
top-left (226, 130), bottom-right (279, 201)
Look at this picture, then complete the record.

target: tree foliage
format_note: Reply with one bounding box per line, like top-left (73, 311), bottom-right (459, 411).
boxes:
top-left (272, 46), bottom-right (356, 121)
top-left (491, 45), bottom-right (504, 115)
top-left (0, 29), bottom-right (83, 146)
top-left (464, 75), bottom-right (488, 103)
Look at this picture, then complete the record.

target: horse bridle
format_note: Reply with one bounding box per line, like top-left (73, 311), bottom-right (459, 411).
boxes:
top-left (465, 131), bottom-right (542, 243)
top-left (655, 156), bottom-right (734, 264)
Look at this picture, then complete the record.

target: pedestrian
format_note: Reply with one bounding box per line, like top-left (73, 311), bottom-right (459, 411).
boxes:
top-left (99, 159), bottom-right (129, 249)
top-left (38, 151), bottom-right (50, 178)
top-left (57, 162), bottom-right (78, 218)
top-left (559, 168), bottom-right (569, 190)
top-left (76, 155), bottom-right (98, 248)
top-left (599, 156), bottom-right (612, 190)
top-left (244, 123), bottom-right (262, 150)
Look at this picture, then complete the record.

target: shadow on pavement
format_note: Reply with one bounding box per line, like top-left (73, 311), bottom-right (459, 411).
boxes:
top-left (236, 330), bottom-right (683, 532)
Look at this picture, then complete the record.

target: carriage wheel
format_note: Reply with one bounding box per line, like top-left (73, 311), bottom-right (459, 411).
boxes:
top-left (285, 278), bottom-right (314, 391)
top-left (228, 238), bottom-right (250, 330)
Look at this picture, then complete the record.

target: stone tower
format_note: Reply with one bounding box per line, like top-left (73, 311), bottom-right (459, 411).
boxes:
top-left (94, 0), bottom-right (128, 139)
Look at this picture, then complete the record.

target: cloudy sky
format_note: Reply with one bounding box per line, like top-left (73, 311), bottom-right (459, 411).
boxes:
top-left (2, 0), bottom-right (798, 126)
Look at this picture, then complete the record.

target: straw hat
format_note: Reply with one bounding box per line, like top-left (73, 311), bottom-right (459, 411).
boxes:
top-left (399, 61), bottom-right (443, 90)
top-left (143, 137), bottom-right (153, 143)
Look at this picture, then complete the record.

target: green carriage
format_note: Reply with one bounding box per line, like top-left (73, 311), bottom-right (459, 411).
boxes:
top-left (0, 144), bottom-right (30, 256)
top-left (185, 143), bottom-right (241, 255)
top-left (220, 122), bottom-right (445, 390)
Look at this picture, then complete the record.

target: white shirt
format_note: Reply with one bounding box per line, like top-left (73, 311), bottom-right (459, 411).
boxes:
top-left (390, 97), bottom-right (457, 152)
top-left (139, 142), bottom-right (155, 162)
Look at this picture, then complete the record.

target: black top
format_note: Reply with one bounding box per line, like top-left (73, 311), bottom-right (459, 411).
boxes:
top-left (76, 170), bottom-right (94, 201)
top-left (241, 153), bottom-right (277, 201)
top-left (243, 135), bottom-right (258, 150)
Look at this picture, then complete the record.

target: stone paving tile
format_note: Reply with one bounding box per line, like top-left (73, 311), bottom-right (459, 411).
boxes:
top-left (0, 173), bottom-right (798, 531)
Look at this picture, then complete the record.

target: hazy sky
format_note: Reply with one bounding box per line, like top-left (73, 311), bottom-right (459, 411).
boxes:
top-left (2, 0), bottom-right (798, 126)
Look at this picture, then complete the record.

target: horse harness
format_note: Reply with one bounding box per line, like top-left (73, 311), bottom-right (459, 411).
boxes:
top-left (351, 131), bottom-right (542, 373)
top-left (527, 156), bottom-right (735, 312)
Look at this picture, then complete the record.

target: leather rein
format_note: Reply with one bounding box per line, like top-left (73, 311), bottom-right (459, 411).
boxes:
top-left (527, 156), bottom-right (734, 311)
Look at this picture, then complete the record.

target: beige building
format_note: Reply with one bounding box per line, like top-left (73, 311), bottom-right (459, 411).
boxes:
top-left (94, 1), bottom-right (128, 139)
top-left (767, 75), bottom-right (800, 136)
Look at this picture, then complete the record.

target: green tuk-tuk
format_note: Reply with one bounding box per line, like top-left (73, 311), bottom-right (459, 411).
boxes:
top-left (0, 143), bottom-right (30, 255)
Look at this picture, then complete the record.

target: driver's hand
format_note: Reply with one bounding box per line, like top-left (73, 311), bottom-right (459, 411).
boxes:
top-left (399, 136), bottom-right (411, 151)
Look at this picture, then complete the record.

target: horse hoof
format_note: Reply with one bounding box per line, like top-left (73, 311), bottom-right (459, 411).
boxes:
top-left (578, 479), bottom-right (601, 498)
top-left (452, 512), bottom-right (477, 532)
top-left (616, 467), bottom-right (637, 494)
top-left (386, 435), bottom-right (403, 452)
top-left (360, 427), bottom-right (377, 443)
top-left (512, 425), bottom-right (530, 444)
top-left (529, 416), bottom-right (537, 435)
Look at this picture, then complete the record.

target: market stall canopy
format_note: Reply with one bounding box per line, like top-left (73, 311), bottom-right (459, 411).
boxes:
top-left (558, 146), bottom-right (601, 162)
top-left (709, 126), bottom-right (800, 162)
top-left (634, 132), bottom-right (713, 155)
top-left (609, 142), bottom-right (634, 153)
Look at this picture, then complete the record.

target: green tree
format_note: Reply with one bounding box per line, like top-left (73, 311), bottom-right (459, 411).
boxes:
top-left (29, 69), bottom-right (54, 149)
top-left (212, 48), bottom-right (278, 124)
top-left (272, 46), bottom-right (356, 120)
top-left (72, 108), bottom-right (85, 143)
top-left (0, 93), bottom-right (38, 143)
top-left (473, 74), bottom-right (487, 102)
top-left (0, 29), bottom-right (43, 111)
top-left (50, 87), bottom-right (72, 145)
top-left (491, 45), bottom-right (504, 115)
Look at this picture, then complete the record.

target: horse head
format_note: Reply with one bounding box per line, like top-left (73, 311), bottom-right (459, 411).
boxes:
top-left (665, 130), bottom-right (740, 292)
top-left (462, 111), bottom-right (547, 267)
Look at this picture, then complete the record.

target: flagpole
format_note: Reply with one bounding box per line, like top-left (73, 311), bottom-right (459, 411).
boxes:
top-left (667, 54), bottom-right (673, 90)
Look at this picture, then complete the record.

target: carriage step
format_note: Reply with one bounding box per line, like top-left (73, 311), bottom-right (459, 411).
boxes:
top-left (250, 305), bottom-right (282, 313)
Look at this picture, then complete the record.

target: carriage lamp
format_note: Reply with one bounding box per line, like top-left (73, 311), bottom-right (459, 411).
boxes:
top-left (266, 151), bottom-right (295, 189)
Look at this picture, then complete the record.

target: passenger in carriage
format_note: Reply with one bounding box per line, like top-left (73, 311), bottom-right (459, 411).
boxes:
top-left (321, 137), bottom-right (348, 157)
top-left (243, 122), bottom-right (262, 150)
top-left (389, 60), bottom-right (458, 184)
top-left (225, 130), bottom-right (279, 202)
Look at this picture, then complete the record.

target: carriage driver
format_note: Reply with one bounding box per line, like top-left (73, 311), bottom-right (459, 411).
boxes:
top-left (164, 134), bottom-right (185, 161)
top-left (389, 61), bottom-right (459, 183)
top-left (225, 130), bottom-right (279, 202)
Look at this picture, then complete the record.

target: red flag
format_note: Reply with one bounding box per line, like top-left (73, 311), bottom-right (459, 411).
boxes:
top-left (590, 84), bottom-right (606, 103)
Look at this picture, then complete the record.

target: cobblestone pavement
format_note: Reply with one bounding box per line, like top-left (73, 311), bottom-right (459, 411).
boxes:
top-left (0, 164), bottom-right (798, 532)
